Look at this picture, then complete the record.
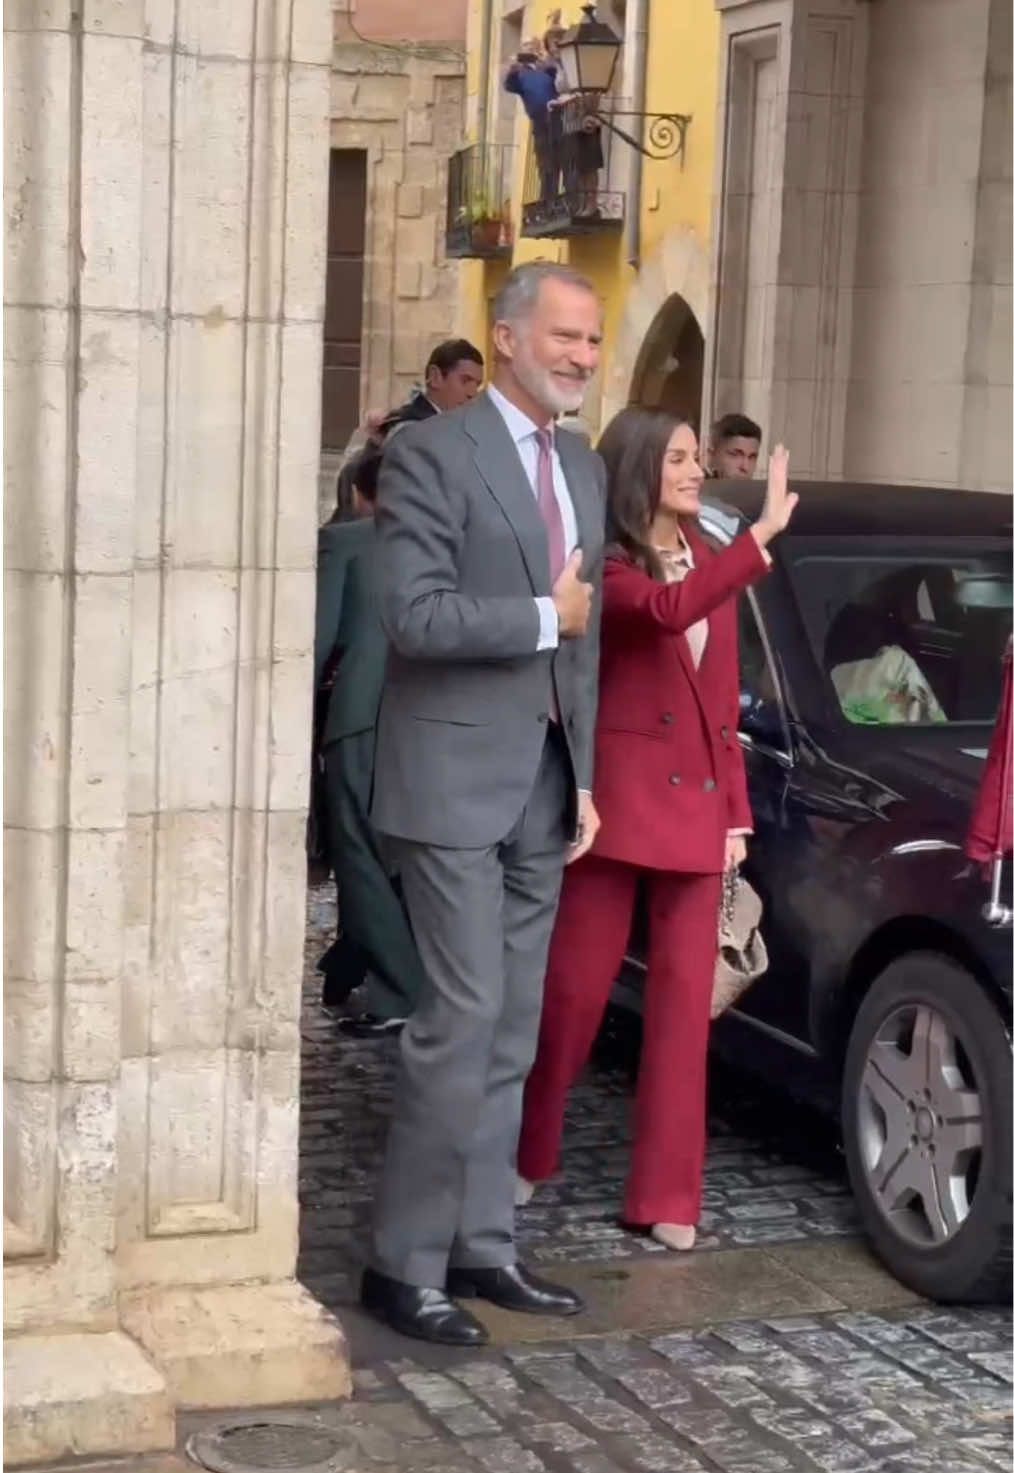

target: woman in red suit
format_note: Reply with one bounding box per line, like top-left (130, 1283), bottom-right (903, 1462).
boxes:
top-left (517, 407), bottom-right (797, 1250)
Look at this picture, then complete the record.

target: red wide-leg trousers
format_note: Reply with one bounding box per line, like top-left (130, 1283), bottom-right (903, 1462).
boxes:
top-left (518, 854), bottom-right (722, 1226)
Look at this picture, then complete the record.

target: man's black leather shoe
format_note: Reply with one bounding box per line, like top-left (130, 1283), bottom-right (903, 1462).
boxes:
top-left (446, 1263), bottom-right (584, 1317)
top-left (360, 1267), bottom-right (488, 1345)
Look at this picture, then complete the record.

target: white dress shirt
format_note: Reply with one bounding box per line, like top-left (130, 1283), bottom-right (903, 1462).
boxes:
top-left (487, 383), bottom-right (579, 651)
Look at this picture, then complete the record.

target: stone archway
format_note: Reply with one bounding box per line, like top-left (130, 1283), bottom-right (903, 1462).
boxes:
top-left (629, 293), bottom-right (705, 425)
top-left (601, 225), bottom-right (710, 429)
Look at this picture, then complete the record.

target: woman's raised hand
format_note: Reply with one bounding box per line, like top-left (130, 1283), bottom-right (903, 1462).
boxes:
top-left (752, 444), bottom-right (797, 548)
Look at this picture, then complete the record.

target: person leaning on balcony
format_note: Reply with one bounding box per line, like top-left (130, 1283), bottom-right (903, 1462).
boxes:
top-left (504, 37), bottom-right (561, 203)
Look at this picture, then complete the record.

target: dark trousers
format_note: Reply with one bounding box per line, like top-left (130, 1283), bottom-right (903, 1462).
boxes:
top-left (518, 855), bottom-right (722, 1226)
top-left (324, 734), bottom-right (426, 1020)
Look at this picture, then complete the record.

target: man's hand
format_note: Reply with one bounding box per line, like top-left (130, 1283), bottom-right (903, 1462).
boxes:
top-left (724, 834), bottom-right (747, 872)
top-left (552, 549), bottom-right (593, 638)
top-left (751, 444), bottom-right (798, 550)
top-left (567, 792), bottom-right (600, 865)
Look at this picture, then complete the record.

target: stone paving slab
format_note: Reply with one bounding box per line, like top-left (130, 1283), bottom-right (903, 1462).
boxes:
top-left (163, 1307), bottom-right (1009, 1473)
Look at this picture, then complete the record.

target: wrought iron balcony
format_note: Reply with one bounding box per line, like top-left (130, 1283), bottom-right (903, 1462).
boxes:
top-left (521, 96), bottom-right (624, 239)
top-left (445, 143), bottom-right (515, 260)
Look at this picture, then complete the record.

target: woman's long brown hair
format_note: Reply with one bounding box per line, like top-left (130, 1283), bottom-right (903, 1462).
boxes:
top-left (597, 405), bottom-right (693, 582)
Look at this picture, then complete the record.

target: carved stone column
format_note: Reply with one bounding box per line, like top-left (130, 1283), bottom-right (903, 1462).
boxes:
top-left (705, 0), bottom-right (868, 474)
top-left (4, 1), bottom-right (348, 1462)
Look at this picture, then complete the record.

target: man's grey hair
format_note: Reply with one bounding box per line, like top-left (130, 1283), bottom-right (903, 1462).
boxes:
top-left (493, 261), bottom-right (597, 325)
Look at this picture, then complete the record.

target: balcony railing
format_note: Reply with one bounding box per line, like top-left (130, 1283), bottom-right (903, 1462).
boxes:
top-left (445, 143), bottom-right (515, 260)
top-left (521, 96), bottom-right (624, 239)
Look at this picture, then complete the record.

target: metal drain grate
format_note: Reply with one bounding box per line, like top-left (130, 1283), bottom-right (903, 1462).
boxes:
top-left (186, 1414), bottom-right (352, 1473)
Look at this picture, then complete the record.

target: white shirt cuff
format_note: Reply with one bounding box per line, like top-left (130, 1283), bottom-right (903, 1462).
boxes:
top-left (535, 597), bottom-right (559, 651)
top-left (726, 828), bottom-right (753, 838)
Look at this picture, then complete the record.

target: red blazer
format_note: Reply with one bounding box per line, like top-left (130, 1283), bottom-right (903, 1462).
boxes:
top-left (590, 526), bottom-right (769, 874)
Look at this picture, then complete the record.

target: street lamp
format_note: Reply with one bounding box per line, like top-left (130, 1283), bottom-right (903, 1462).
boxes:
top-left (555, 3), bottom-right (692, 166)
top-left (557, 3), bottom-right (621, 96)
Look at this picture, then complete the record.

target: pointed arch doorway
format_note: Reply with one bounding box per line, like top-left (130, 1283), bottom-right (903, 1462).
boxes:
top-left (629, 293), bottom-right (705, 426)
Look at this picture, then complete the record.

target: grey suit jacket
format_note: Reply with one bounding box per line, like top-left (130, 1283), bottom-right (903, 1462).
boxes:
top-left (370, 391), bottom-right (606, 849)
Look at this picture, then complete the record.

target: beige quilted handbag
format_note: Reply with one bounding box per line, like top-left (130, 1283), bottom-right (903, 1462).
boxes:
top-left (711, 870), bottom-right (769, 1019)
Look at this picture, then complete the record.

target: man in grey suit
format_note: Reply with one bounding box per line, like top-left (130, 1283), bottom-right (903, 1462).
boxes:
top-left (361, 262), bottom-right (606, 1345)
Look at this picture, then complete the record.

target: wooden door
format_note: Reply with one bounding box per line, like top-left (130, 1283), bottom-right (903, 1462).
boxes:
top-left (321, 149), bottom-right (367, 451)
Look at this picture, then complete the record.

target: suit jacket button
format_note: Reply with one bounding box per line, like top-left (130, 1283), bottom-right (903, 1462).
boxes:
top-left (703, 778), bottom-right (716, 792)
top-left (661, 712), bottom-right (674, 724)
top-left (669, 774), bottom-right (681, 786)
top-left (720, 725), bottom-right (730, 740)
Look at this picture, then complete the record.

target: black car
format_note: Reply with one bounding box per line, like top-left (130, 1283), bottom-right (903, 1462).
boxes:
top-left (615, 481), bottom-right (1012, 1303)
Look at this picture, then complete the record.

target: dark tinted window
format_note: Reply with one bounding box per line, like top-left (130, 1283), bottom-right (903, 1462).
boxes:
top-left (789, 549), bottom-right (1012, 726)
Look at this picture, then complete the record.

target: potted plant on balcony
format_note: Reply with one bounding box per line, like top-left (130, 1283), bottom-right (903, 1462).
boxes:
top-left (469, 196), bottom-right (505, 253)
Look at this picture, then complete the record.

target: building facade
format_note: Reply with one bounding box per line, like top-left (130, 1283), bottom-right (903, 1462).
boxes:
top-left (320, 0), bottom-right (467, 519)
top-left (456, 0), bottom-right (1011, 490)
top-left (455, 0), bottom-right (723, 440)
top-left (708, 0), bottom-right (1012, 491)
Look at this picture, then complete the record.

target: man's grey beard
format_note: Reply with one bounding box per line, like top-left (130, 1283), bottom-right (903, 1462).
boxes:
top-left (513, 352), bottom-right (590, 417)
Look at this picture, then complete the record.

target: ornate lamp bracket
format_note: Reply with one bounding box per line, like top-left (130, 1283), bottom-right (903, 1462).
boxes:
top-left (595, 110), bottom-right (692, 165)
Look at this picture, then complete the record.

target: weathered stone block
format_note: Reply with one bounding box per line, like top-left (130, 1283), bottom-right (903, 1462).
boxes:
top-left (83, 0), bottom-right (145, 33)
top-left (170, 57), bottom-right (251, 318)
top-left (397, 259), bottom-right (423, 298)
top-left (76, 313), bottom-right (141, 574)
top-left (4, 571), bottom-right (67, 833)
top-left (4, 32), bottom-right (73, 310)
top-left (3, 307), bottom-right (70, 575)
top-left (120, 1281), bottom-right (351, 1409)
top-left (3, 1331), bottom-right (172, 1467)
top-left (166, 317), bottom-right (245, 567)
top-left (399, 182), bottom-right (424, 217)
top-left (81, 34), bottom-right (143, 311)
top-left (177, 0), bottom-right (257, 60)
top-left (284, 65), bottom-right (330, 321)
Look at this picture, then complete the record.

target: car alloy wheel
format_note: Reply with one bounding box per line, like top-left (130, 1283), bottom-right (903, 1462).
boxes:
top-left (843, 952), bottom-right (1012, 1303)
top-left (856, 1001), bottom-right (982, 1246)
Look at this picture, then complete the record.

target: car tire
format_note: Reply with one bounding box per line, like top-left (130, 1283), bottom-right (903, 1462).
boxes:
top-left (842, 952), bottom-right (1012, 1304)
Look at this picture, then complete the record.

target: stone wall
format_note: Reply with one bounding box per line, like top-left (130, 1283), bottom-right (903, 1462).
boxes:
top-left (319, 17), bottom-right (465, 520)
top-left (4, 1), bottom-right (349, 1461)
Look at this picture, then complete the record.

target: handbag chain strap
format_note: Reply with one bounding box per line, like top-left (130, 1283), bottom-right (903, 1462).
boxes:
top-left (721, 867), bottom-right (739, 933)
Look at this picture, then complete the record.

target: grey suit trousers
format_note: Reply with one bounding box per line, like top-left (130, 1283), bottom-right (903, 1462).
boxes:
top-left (371, 729), bottom-right (570, 1287)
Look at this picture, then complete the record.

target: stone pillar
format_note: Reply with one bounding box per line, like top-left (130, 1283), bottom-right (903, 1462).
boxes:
top-left (705, 0), bottom-right (868, 474)
top-left (4, 1), bottom-right (349, 1463)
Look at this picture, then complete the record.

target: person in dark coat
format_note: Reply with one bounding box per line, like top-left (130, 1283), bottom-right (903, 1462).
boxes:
top-left (314, 448), bottom-right (426, 1036)
top-left (376, 340), bottom-right (484, 443)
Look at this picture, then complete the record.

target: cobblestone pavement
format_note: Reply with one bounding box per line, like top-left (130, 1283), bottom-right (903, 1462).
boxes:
top-left (286, 884), bottom-right (1012, 1473)
top-left (298, 888), bottom-right (861, 1309)
top-left (59, 887), bottom-right (1009, 1473)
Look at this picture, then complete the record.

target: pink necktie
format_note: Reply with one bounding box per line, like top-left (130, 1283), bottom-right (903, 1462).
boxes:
top-left (535, 428), bottom-right (566, 583)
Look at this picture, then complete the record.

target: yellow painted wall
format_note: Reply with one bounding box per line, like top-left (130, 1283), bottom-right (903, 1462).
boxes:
top-left (458, 0), bottom-right (720, 433)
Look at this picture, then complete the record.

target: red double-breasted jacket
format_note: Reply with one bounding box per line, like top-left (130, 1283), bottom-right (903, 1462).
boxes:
top-left (590, 525), bottom-right (770, 875)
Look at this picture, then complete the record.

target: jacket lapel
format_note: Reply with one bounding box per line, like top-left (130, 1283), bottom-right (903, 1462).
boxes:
top-left (466, 393), bottom-right (550, 594)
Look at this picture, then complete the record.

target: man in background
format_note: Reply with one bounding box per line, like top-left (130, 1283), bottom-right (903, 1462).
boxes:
top-left (707, 412), bottom-right (763, 479)
top-left (314, 448), bottom-right (426, 1034)
top-left (376, 339), bottom-right (484, 442)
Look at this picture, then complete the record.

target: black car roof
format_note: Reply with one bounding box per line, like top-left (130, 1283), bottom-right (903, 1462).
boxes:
top-left (702, 480), bottom-right (1013, 539)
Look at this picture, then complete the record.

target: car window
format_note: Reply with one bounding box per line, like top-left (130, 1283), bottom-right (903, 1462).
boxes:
top-left (738, 593), bottom-right (786, 745)
top-left (789, 550), bottom-right (1012, 727)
